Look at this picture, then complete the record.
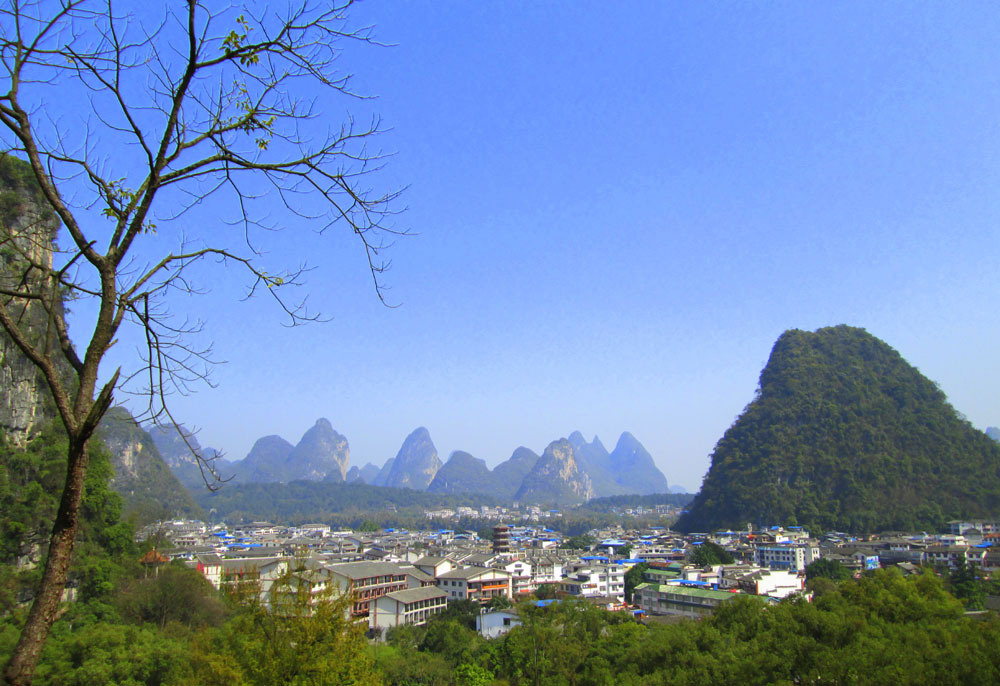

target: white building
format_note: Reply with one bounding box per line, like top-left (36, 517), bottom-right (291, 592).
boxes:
top-left (369, 586), bottom-right (448, 632)
top-left (754, 544), bottom-right (819, 572)
top-left (563, 561), bottom-right (626, 601)
top-left (436, 567), bottom-right (513, 603)
top-left (476, 609), bottom-right (521, 638)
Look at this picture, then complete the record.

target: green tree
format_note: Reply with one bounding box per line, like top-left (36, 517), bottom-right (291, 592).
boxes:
top-left (564, 534), bottom-right (596, 551)
top-left (805, 558), bottom-right (851, 582)
top-left (688, 541), bottom-right (734, 566)
top-left (116, 562), bottom-right (226, 629)
top-left (487, 594), bottom-right (513, 610)
top-left (194, 566), bottom-right (380, 686)
top-left (624, 562), bottom-right (649, 603)
top-left (0, 2), bottom-right (400, 682)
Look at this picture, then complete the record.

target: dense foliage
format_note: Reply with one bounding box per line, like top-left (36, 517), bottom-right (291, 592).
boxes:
top-left (197, 480), bottom-right (503, 525)
top-left (677, 325), bottom-right (1000, 533)
top-left (577, 493), bottom-right (694, 511)
top-left (689, 541), bottom-right (734, 566)
top-left (377, 570), bottom-right (1000, 686)
top-left (98, 408), bottom-right (204, 524)
top-left (0, 424), bottom-right (135, 614)
top-left (5, 428), bottom-right (1000, 685)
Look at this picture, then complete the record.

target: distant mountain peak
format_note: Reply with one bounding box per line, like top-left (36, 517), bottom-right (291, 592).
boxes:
top-left (384, 427), bottom-right (441, 490)
top-left (514, 438), bottom-right (594, 505)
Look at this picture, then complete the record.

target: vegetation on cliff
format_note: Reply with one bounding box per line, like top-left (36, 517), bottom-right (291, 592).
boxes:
top-left (677, 325), bottom-right (1000, 533)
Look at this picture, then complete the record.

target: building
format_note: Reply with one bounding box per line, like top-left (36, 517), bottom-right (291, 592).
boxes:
top-left (436, 566), bottom-right (512, 603)
top-left (369, 586), bottom-right (448, 632)
top-left (493, 526), bottom-right (511, 554)
top-left (754, 544), bottom-right (819, 572)
top-left (634, 583), bottom-right (739, 618)
top-left (325, 561), bottom-right (409, 619)
top-left (734, 569), bottom-right (805, 599)
top-left (476, 609), bottom-right (521, 638)
top-left (563, 561), bottom-right (626, 601)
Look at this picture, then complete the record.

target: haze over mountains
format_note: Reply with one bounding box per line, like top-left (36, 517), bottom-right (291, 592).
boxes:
top-left (159, 422), bottom-right (674, 506)
top-left (146, 325), bottom-right (1000, 522)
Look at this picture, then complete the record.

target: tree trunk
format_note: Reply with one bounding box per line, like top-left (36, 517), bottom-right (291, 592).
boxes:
top-left (2, 437), bottom-right (90, 686)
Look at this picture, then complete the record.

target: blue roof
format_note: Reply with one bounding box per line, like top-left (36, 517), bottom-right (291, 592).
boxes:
top-left (581, 556), bottom-right (609, 561)
top-left (535, 599), bottom-right (559, 607)
top-left (619, 558), bottom-right (645, 563)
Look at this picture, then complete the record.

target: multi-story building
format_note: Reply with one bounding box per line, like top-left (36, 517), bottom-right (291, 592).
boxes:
top-left (563, 561), bottom-right (626, 601)
top-left (369, 586), bottom-right (448, 632)
top-left (436, 566), bottom-right (512, 603)
top-left (325, 561), bottom-right (409, 619)
top-left (499, 558), bottom-right (534, 596)
top-left (754, 544), bottom-right (819, 572)
top-left (634, 583), bottom-right (738, 618)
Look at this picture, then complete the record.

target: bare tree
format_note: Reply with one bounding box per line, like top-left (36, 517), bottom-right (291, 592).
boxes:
top-left (0, 1), bottom-right (402, 683)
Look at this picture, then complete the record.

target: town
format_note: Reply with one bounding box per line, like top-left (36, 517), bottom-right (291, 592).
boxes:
top-left (135, 516), bottom-right (1000, 638)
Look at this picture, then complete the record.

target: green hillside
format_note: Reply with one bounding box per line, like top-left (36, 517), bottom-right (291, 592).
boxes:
top-left (676, 325), bottom-right (1000, 533)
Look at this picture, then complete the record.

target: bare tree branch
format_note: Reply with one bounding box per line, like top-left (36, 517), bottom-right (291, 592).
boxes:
top-left (0, 2), bottom-right (404, 683)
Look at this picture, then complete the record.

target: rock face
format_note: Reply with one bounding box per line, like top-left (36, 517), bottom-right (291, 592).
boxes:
top-left (426, 451), bottom-right (495, 495)
top-left (229, 418), bottom-right (349, 483)
top-left (148, 423), bottom-right (231, 492)
top-left (233, 435), bottom-right (295, 483)
top-left (384, 427), bottom-right (442, 490)
top-left (568, 432), bottom-right (628, 497)
top-left (492, 447), bottom-right (540, 499)
top-left (356, 462), bottom-right (381, 484)
top-left (371, 458), bottom-right (395, 487)
top-left (675, 325), bottom-right (1000, 533)
top-left (97, 407), bottom-right (203, 520)
top-left (288, 418), bottom-right (349, 482)
top-left (0, 157), bottom-right (64, 446)
top-left (608, 432), bottom-right (669, 495)
top-left (514, 438), bottom-right (594, 505)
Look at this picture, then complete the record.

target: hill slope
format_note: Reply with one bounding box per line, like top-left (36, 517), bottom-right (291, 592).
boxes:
top-left (676, 325), bottom-right (1000, 533)
top-left (98, 408), bottom-right (203, 522)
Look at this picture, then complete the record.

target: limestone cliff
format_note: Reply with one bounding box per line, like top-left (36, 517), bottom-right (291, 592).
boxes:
top-left (513, 438), bottom-right (594, 505)
top-left (0, 155), bottom-right (63, 445)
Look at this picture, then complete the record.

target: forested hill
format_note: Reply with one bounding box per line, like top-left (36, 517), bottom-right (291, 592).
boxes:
top-left (197, 480), bottom-right (503, 525)
top-left (676, 325), bottom-right (1000, 533)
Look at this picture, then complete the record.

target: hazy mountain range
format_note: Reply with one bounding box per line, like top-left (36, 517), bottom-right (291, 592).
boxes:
top-left (155, 422), bottom-right (674, 506)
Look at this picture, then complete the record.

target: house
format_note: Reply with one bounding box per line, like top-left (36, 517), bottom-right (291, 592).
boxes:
top-left (734, 569), bottom-right (804, 599)
top-left (369, 586), bottom-right (448, 633)
top-left (925, 545), bottom-right (974, 570)
top-left (436, 566), bottom-right (512, 603)
top-left (414, 556), bottom-right (455, 578)
top-left (563, 561), bottom-right (626, 601)
top-left (497, 559), bottom-right (534, 596)
top-left (215, 556), bottom-right (288, 598)
top-left (398, 565), bottom-right (437, 589)
top-left (476, 609), bottom-right (521, 638)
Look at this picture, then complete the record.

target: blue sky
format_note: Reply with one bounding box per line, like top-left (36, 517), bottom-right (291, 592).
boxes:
top-left (88, 2), bottom-right (999, 491)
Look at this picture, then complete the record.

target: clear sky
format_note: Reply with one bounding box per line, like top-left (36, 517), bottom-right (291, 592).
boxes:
top-left (89, 2), bottom-right (999, 492)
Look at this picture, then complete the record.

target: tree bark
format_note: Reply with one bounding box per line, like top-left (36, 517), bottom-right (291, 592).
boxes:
top-left (2, 437), bottom-right (90, 686)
